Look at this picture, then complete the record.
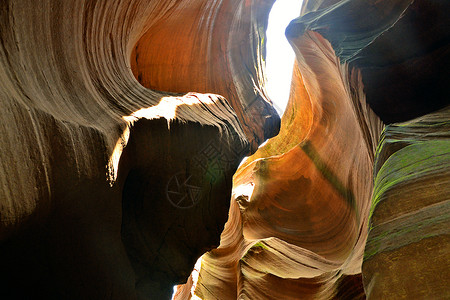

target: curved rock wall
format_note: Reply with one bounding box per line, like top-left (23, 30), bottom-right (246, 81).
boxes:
top-left (185, 30), bottom-right (383, 300)
top-left (0, 0), bottom-right (277, 298)
top-left (363, 107), bottom-right (450, 299)
top-left (297, 0), bottom-right (450, 123)
top-left (130, 0), bottom-right (280, 151)
top-left (176, 0), bottom-right (449, 299)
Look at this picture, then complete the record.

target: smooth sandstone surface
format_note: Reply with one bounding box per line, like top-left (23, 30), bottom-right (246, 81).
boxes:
top-left (0, 0), bottom-right (270, 298)
top-left (176, 0), bottom-right (449, 299)
top-left (184, 30), bottom-right (383, 300)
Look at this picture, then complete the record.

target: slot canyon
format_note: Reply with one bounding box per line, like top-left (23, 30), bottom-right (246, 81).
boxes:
top-left (0, 0), bottom-right (448, 299)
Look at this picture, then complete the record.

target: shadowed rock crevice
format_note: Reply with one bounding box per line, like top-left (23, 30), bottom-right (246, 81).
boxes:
top-left (119, 117), bottom-right (248, 297)
top-left (288, 0), bottom-right (450, 123)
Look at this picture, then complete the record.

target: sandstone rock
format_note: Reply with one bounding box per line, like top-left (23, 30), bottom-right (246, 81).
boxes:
top-left (184, 29), bottom-right (383, 299)
top-left (292, 0), bottom-right (450, 123)
top-left (0, 0), bottom-right (270, 298)
top-left (130, 0), bottom-right (280, 151)
top-left (176, 0), bottom-right (449, 299)
top-left (363, 107), bottom-right (450, 299)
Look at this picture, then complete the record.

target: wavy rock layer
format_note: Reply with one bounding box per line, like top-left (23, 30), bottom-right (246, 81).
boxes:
top-left (0, 0), bottom-right (277, 298)
top-left (178, 28), bottom-right (383, 300)
top-left (130, 0), bottom-right (280, 151)
top-left (176, 0), bottom-right (449, 299)
top-left (363, 107), bottom-right (450, 299)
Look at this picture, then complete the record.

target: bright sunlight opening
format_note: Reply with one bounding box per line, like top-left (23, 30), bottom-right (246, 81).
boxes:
top-left (171, 3), bottom-right (304, 299)
top-left (265, 0), bottom-right (303, 115)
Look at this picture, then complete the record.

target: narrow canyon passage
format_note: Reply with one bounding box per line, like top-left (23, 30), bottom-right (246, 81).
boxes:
top-left (0, 0), bottom-right (448, 299)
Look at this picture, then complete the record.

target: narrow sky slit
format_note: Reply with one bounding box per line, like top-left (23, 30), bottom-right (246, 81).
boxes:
top-left (265, 0), bottom-right (303, 115)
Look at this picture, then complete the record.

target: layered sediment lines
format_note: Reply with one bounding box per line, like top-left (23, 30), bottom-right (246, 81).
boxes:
top-left (297, 0), bottom-right (450, 123)
top-left (177, 0), bottom-right (449, 299)
top-left (181, 29), bottom-right (382, 300)
top-left (363, 108), bottom-right (450, 299)
top-left (0, 0), bottom-right (276, 298)
top-left (130, 0), bottom-right (280, 151)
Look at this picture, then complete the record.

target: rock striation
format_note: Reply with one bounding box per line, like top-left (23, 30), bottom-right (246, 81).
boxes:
top-left (0, 0), bottom-right (276, 298)
top-left (130, 0), bottom-right (281, 151)
top-left (363, 107), bottom-right (450, 299)
top-left (183, 22), bottom-right (383, 300)
top-left (176, 0), bottom-right (449, 299)
top-left (0, 0), bottom-right (449, 299)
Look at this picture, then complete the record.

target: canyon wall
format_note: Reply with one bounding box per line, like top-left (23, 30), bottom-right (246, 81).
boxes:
top-left (177, 0), bottom-right (449, 298)
top-left (0, 0), bottom-right (278, 298)
top-left (0, 0), bottom-right (448, 299)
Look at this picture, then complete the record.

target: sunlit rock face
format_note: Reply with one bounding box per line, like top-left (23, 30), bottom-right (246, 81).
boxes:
top-left (182, 25), bottom-right (383, 300)
top-left (130, 0), bottom-right (281, 152)
top-left (175, 0), bottom-right (449, 299)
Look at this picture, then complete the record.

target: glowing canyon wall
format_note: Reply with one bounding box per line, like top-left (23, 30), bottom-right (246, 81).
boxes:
top-left (0, 0), bottom-right (448, 299)
top-left (175, 0), bottom-right (449, 298)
